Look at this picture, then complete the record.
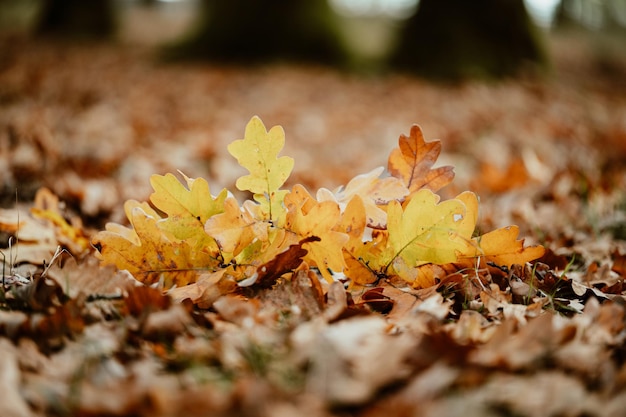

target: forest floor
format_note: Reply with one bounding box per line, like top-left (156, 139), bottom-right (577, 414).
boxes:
top-left (1, 27), bottom-right (626, 417)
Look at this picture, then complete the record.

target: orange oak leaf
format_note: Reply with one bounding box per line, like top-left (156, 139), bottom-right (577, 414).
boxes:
top-left (204, 197), bottom-right (269, 258)
top-left (458, 225), bottom-right (545, 267)
top-left (335, 195), bottom-right (380, 285)
top-left (387, 124), bottom-right (454, 193)
top-left (285, 188), bottom-right (348, 282)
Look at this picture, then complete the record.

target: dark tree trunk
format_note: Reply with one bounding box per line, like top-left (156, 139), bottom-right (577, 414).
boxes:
top-left (163, 0), bottom-right (348, 66)
top-left (36, 0), bottom-right (115, 39)
top-left (389, 0), bottom-right (549, 80)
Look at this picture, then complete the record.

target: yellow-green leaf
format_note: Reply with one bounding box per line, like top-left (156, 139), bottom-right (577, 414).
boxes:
top-left (387, 189), bottom-right (468, 270)
top-left (92, 207), bottom-right (218, 289)
top-left (148, 172), bottom-right (226, 254)
top-left (227, 116), bottom-right (294, 222)
top-left (150, 171), bottom-right (227, 224)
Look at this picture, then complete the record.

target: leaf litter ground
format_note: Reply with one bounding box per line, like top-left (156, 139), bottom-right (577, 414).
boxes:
top-left (1, 32), bottom-right (626, 417)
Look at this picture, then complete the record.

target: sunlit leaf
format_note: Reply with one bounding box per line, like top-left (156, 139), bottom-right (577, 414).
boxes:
top-left (227, 116), bottom-right (294, 223)
top-left (285, 187), bottom-right (348, 282)
top-left (388, 124), bottom-right (454, 193)
top-left (93, 207), bottom-right (219, 288)
top-left (387, 189), bottom-right (468, 270)
top-left (150, 172), bottom-right (227, 223)
top-left (461, 225), bottom-right (545, 267)
top-left (204, 197), bottom-right (269, 258)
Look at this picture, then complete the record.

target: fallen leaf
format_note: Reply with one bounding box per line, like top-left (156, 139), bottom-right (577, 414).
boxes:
top-left (305, 315), bottom-right (415, 405)
top-left (387, 124), bottom-right (455, 193)
top-left (149, 171), bottom-right (227, 224)
top-left (460, 225), bottom-right (545, 267)
top-left (204, 197), bottom-right (269, 257)
top-left (168, 269), bottom-right (237, 308)
top-left (31, 188), bottom-right (91, 255)
top-left (387, 189), bottom-right (469, 272)
top-left (93, 206), bottom-right (219, 288)
top-left (0, 339), bottom-right (34, 417)
top-left (285, 189), bottom-right (348, 282)
top-left (250, 236), bottom-right (319, 289)
top-left (471, 157), bottom-right (531, 193)
top-left (227, 116), bottom-right (294, 223)
top-left (335, 195), bottom-right (380, 285)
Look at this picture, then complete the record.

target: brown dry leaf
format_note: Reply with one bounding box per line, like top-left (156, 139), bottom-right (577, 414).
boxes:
top-left (0, 339), bottom-right (33, 417)
top-left (387, 124), bottom-right (455, 193)
top-left (611, 250), bottom-right (626, 278)
top-left (0, 207), bottom-right (59, 266)
top-left (46, 256), bottom-right (138, 299)
top-left (249, 236), bottom-right (319, 289)
top-left (9, 273), bottom-right (69, 312)
top-left (122, 285), bottom-right (172, 317)
top-left (470, 313), bottom-right (558, 371)
top-left (305, 315), bottom-right (416, 405)
top-left (255, 267), bottom-right (326, 324)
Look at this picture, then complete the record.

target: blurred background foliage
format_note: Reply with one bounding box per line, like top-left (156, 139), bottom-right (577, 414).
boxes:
top-left (0, 0), bottom-right (624, 80)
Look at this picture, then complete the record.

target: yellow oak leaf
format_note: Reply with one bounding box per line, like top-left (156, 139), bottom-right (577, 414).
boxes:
top-left (285, 188), bottom-right (348, 282)
top-left (317, 167), bottom-right (409, 229)
top-left (387, 189), bottom-right (468, 272)
top-left (460, 225), bottom-right (545, 267)
top-left (204, 197), bottom-right (269, 258)
top-left (92, 206), bottom-right (220, 289)
top-left (150, 171), bottom-right (227, 224)
top-left (388, 124), bottom-right (455, 193)
top-left (334, 195), bottom-right (379, 285)
top-left (336, 195), bottom-right (367, 255)
top-left (101, 200), bottom-right (152, 246)
top-left (228, 116), bottom-right (294, 223)
top-left (148, 173), bottom-right (227, 253)
top-left (285, 184), bottom-right (318, 214)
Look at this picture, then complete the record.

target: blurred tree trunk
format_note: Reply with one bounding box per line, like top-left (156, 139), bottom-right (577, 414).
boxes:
top-left (36, 0), bottom-right (115, 39)
top-left (163, 0), bottom-right (347, 66)
top-left (390, 0), bottom-right (549, 80)
top-left (556, 0), bottom-right (626, 31)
